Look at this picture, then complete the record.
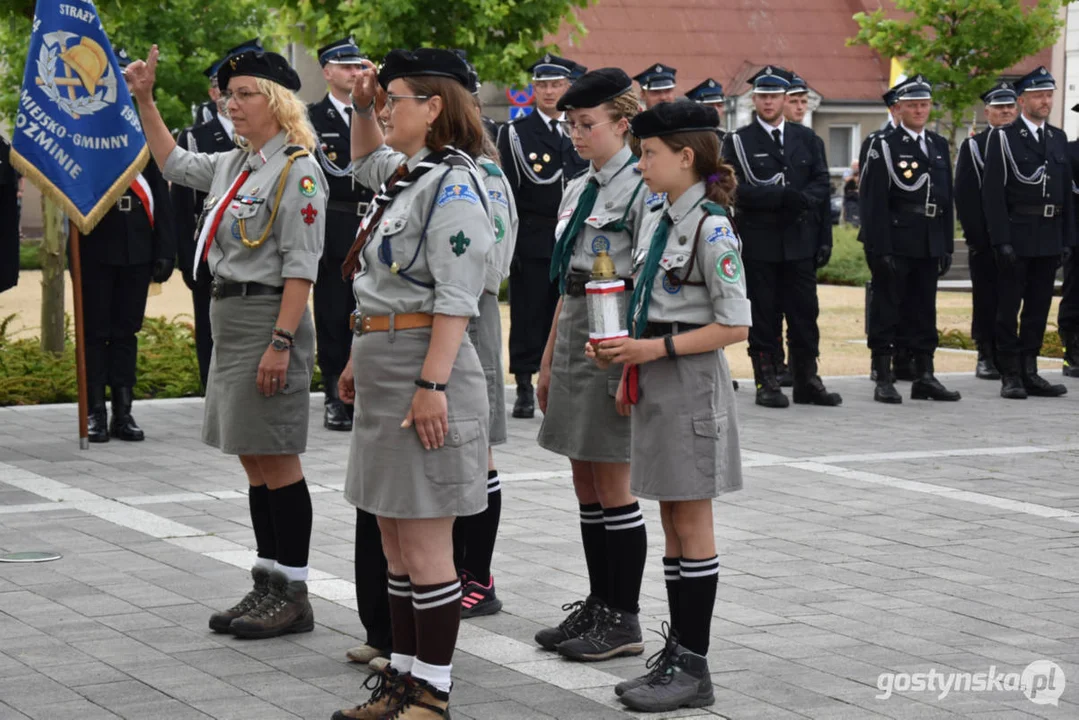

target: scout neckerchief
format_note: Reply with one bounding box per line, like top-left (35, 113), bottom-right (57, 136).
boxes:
top-left (549, 152), bottom-right (638, 293)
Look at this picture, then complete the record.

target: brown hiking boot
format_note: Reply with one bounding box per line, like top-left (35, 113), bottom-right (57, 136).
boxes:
top-left (331, 667), bottom-right (407, 720)
top-left (209, 566), bottom-right (271, 633)
top-left (381, 676), bottom-right (451, 719)
top-left (230, 569), bottom-right (315, 639)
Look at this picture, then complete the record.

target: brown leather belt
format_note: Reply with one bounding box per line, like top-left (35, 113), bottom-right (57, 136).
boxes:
top-left (351, 312), bottom-right (434, 334)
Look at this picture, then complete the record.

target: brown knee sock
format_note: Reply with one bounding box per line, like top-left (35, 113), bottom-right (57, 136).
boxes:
top-left (387, 573), bottom-right (415, 658)
top-left (412, 578), bottom-right (462, 666)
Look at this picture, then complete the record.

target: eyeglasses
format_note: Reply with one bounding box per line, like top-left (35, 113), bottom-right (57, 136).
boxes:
top-left (557, 119), bottom-right (614, 136)
top-left (223, 89), bottom-right (263, 104)
top-left (385, 93), bottom-right (431, 112)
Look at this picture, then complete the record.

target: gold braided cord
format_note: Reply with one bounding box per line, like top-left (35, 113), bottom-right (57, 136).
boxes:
top-left (239, 149), bottom-right (310, 249)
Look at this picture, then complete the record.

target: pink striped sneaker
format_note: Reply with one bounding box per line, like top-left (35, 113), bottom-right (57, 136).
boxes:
top-left (460, 574), bottom-right (503, 618)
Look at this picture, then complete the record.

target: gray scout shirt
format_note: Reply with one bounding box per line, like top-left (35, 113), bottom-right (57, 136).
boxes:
top-left (477, 155), bottom-right (518, 295)
top-left (555, 144), bottom-right (644, 278)
top-left (163, 131), bottom-right (327, 285)
top-left (351, 145), bottom-right (493, 317)
top-left (634, 182), bottom-right (752, 327)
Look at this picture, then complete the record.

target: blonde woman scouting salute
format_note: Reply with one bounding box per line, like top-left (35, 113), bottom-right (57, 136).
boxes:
top-left (535, 68), bottom-right (649, 662)
top-left (588, 100), bottom-right (749, 712)
top-left (333, 49), bottom-right (493, 720)
top-left (126, 46), bottom-right (326, 639)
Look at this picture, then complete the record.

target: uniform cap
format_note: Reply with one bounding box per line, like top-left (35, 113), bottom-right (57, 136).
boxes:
top-left (1015, 66), bottom-right (1055, 94)
top-left (630, 100), bottom-right (719, 138)
top-left (378, 48), bottom-right (472, 90)
top-left (894, 74), bottom-right (932, 101)
top-left (686, 78), bottom-right (725, 104)
top-left (785, 71), bottom-right (809, 95)
top-left (529, 53), bottom-right (574, 81)
top-left (318, 37), bottom-right (364, 66)
top-left (569, 62), bottom-right (588, 81)
top-left (115, 48), bottom-right (132, 70)
top-left (747, 66), bottom-right (790, 94)
top-left (452, 49), bottom-right (481, 95)
top-left (204, 37), bottom-right (262, 79)
top-left (557, 67), bottom-right (634, 111)
top-left (633, 63), bottom-right (677, 91)
top-left (981, 81), bottom-right (1017, 106)
top-left (882, 88), bottom-right (899, 107)
top-left (218, 49), bottom-right (301, 92)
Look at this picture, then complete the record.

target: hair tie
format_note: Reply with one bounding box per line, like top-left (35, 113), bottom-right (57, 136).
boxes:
top-left (706, 173), bottom-right (721, 184)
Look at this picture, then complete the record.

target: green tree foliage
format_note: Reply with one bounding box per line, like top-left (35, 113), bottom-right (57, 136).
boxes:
top-left (850, 0), bottom-right (1066, 153)
top-left (0, 0), bottom-right (274, 131)
top-left (275, 0), bottom-right (593, 85)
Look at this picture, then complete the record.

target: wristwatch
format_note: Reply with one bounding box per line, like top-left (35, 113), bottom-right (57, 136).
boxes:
top-left (349, 93), bottom-right (375, 117)
top-left (270, 337), bottom-right (291, 352)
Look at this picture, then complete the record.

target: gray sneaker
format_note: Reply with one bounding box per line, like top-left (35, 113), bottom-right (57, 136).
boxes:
top-left (556, 606), bottom-right (644, 662)
top-left (619, 642), bottom-right (714, 712)
top-left (535, 596), bottom-right (602, 651)
top-left (615, 623), bottom-right (678, 697)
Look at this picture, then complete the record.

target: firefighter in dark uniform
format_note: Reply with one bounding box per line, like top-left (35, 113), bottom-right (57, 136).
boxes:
top-left (982, 66), bottom-right (1072, 399)
top-left (308, 37), bottom-right (373, 431)
top-left (686, 78), bottom-right (726, 144)
top-left (1061, 105), bottom-right (1079, 379)
top-left (633, 63), bottom-right (678, 109)
top-left (954, 82), bottom-right (1019, 381)
top-left (859, 75), bottom-right (960, 404)
top-left (72, 50), bottom-right (176, 442)
top-left (0, 134), bottom-right (19, 294)
top-left (497, 53), bottom-right (588, 418)
top-left (172, 41), bottom-right (259, 390)
top-left (721, 66), bottom-right (840, 408)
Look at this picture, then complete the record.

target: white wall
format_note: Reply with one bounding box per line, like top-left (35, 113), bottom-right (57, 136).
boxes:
top-left (1063, 4), bottom-right (1079, 138)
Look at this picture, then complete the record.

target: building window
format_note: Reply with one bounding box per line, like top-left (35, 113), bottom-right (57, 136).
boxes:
top-left (829, 125), bottom-right (855, 170)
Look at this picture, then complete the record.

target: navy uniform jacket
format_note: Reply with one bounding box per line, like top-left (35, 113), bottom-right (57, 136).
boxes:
top-left (721, 120), bottom-right (830, 262)
top-left (982, 120), bottom-right (1075, 256)
top-left (812, 133), bottom-right (834, 251)
top-left (1071, 140), bottom-right (1079, 234)
top-left (855, 121), bottom-right (894, 245)
top-left (172, 115), bottom-right (234, 283)
top-left (0, 136), bottom-right (19, 293)
top-left (954, 129), bottom-right (993, 249)
top-left (859, 125), bottom-right (953, 258)
top-left (308, 95), bottom-right (374, 261)
top-left (78, 161), bottom-right (175, 266)
top-left (496, 110), bottom-right (588, 261)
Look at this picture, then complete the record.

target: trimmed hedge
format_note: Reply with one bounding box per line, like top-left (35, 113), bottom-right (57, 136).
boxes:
top-left (817, 225), bottom-right (871, 287)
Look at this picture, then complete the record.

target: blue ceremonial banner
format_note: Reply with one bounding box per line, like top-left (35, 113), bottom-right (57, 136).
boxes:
top-left (10, 0), bottom-right (148, 233)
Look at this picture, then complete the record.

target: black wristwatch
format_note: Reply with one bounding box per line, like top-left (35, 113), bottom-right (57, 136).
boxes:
top-left (270, 337), bottom-right (291, 352)
top-left (663, 334), bottom-right (678, 359)
top-left (414, 378), bottom-right (448, 391)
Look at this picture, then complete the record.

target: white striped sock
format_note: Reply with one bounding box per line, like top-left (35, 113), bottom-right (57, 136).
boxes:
top-left (680, 556), bottom-right (720, 578)
top-left (604, 506), bottom-right (645, 531)
top-left (412, 580), bottom-right (462, 610)
top-left (388, 575), bottom-right (412, 598)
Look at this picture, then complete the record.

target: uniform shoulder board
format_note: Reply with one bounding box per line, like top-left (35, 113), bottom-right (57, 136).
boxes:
top-left (480, 161), bottom-right (502, 177)
top-left (701, 201), bottom-right (728, 217)
top-left (443, 155), bottom-right (473, 168)
top-left (285, 145), bottom-right (310, 158)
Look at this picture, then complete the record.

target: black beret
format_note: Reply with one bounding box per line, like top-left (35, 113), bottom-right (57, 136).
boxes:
top-left (557, 68), bottom-right (634, 111)
top-left (204, 38), bottom-right (262, 79)
top-left (378, 48), bottom-right (471, 90)
top-left (630, 100), bottom-right (719, 138)
top-left (218, 49), bottom-right (301, 92)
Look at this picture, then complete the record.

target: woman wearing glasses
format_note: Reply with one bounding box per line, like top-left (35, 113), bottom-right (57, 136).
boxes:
top-left (533, 68), bottom-right (649, 662)
top-left (333, 49), bottom-right (493, 720)
top-left (125, 47), bottom-right (326, 638)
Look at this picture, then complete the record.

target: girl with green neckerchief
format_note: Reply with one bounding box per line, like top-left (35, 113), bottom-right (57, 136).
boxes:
top-left (587, 100), bottom-right (750, 713)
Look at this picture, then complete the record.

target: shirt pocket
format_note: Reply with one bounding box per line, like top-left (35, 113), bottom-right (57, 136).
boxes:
top-left (659, 251), bottom-right (692, 291)
top-left (423, 416), bottom-right (485, 484)
top-left (227, 200), bottom-right (271, 246)
top-left (374, 212), bottom-right (419, 272)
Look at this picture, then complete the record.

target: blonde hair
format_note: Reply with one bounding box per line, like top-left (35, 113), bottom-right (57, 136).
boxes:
top-left (605, 91), bottom-right (641, 155)
top-left (234, 78), bottom-right (317, 151)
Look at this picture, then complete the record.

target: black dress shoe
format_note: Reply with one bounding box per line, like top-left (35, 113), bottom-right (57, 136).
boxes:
top-left (1000, 375), bottom-right (1028, 400)
top-left (910, 355), bottom-right (960, 402)
top-left (512, 384), bottom-right (535, 418)
top-left (324, 401), bottom-right (353, 431)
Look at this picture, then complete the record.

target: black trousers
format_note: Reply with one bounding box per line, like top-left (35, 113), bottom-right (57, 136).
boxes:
top-left (186, 271), bottom-right (213, 391)
top-left (314, 256), bottom-right (355, 382)
top-left (867, 255), bottom-right (938, 354)
top-left (508, 258), bottom-right (560, 376)
top-left (1059, 251), bottom-right (1079, 335)
top-left (746, 258), bottom-right (820, 356)
top-left (995, 254), bottom-right (1058, 362)
top-left (79, 259), bottom-right (152, 388)
top-left (968, 246), bottom-right (999, 347)
top-left (355, 508), bottom-right (392, 651)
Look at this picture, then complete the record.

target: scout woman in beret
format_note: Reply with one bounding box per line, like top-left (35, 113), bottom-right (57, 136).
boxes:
top-left (534, 67), bottom-right (649, 662)
top-left (126, 46), bottom-right (326, 639)
top-left (333, 48), bottom-right (494, 720)
top-left (587, 100), bottom-right (749, 712)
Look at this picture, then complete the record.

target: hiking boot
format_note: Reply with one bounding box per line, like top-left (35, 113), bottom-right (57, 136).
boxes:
top-left (331, 666), bottom-right (407, 720)
top-left (209, 566), bottom-right (271, 633)
top-left (534, 596), bottom-right (602, 650)
top-left (109, 386), bottom-right (144, 441)
top-left (975, 345), bottom-right (1000, 380)
top-left (230, 569), bottom-right (315, 639)
top-left (872, 355), bottom-right (902, 404)
top-left (1021, 356), bottom-right (1067, 397)
top-left (460, 574), bottom-right (502, 619)
top-left (791, 354), bottom-right (842, 406)
top-left (751, 353), bottom-right (789, 409)
top-left (346, 643), bottom-right (390, 664)
top-left (556, 605), bottom-right (644, 662)
top-left (615, 622), bottom-right (678, 697)
top-left (369, 656), bottom-right (390, 673)
top-left (619, 642), bottom-right (715, 712)
top-left (383, 676), bottom-right (451, 720)
top-left (910, 354), bottom-right (960, 401)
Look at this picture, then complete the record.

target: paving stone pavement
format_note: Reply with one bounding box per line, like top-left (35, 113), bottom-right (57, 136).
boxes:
top-left (1, 373), bottom-right (1078, 719)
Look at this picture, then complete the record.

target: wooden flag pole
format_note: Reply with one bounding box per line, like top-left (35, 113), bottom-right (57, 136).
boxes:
top-left (69, 224), bottom-right (90, 449)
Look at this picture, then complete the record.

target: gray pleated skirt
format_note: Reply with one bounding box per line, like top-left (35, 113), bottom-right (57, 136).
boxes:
top-left (468, 292), bottom-right (507, 446)
top-left (204, 295), bottom-right (314, 455)
top-left (344, 327), bottom-right (489, 519)
top-left (537, 295), bottom-right (631, 463)
top-left (630, 349), bottom-right (743, 501)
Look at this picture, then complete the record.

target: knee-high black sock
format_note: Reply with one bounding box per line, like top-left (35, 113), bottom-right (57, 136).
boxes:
top-left (452, 515), bottom-right (467, 572)
top-left (604, 502), bottom-right (647, 614)
top-left (267, 479), bottom-right (313, 569)
top-left (248, 484), bottom-right (275, 561)
top-left (457, 470), bottom-right (501, 581)
top-left (579, 503), bottom-right (607, 603)
top-left (663, 556), bottom-right (681, 635)
top-left (679, 556), bottom-right (719, 656)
